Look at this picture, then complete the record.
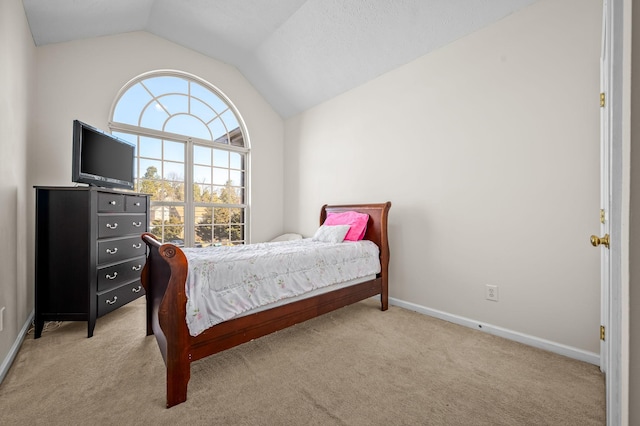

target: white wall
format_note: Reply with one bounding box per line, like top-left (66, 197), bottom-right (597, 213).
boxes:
top-left (28, 31), bottom-right (285, 278)
top-left (0, 0), bottom-right (35, 373)
top-left (284, 0), bottom-right (602, 353)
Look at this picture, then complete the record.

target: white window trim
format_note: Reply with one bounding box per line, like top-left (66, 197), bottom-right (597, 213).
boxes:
top-left (108, 69), bottom-right (251, 245)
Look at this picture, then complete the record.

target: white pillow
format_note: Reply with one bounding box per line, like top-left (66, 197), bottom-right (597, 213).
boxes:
top-left (312, 225), bottom-right (350, 243)
top-left (270, 233), bottom-right (303, 242)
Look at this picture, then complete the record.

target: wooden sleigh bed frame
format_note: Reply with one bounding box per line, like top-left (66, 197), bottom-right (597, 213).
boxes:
top-left (140, 202), bottom-right (391, 408)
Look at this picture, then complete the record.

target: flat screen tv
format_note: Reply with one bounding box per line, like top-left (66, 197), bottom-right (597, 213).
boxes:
top-left (72, 120), bottom-right (135, 190)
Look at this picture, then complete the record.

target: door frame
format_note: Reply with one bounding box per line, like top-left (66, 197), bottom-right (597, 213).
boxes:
top-left (600, 0), bottom-right (610, 376)
top-left (603, 0), bottom-right (630, 424)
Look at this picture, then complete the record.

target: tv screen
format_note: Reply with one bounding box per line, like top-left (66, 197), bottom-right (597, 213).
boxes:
top-left (72, 120), bottom-right (135, 190)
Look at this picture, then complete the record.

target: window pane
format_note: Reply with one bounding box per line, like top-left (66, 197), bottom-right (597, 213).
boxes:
top-left (164, 140), bottom-right (184, 162)
top-left (230, 225), bottom-right (244, 243)
top-left (224, 186), bottom-right (241, 204)
top-left (212, 168), bottom-right (228, 185)
top-left (213, 225), bottom-right (229, 243)
top-left (221, 109), bottom-right (239, 132)
top-left (144, 76), bottom-right (188, 96)
top-left (230, 208), bottom-right (243, 224)
top-left (213, 208), bottom-right (228, 224)
top-left (191, 97), bottom-right (216, 123)
top-left (194, 206), bottom-right (212, 224)
top-left (163, 161), bottom-right (184, 181)
top-left (170, 182), bottom-right (185, 201)
top-left (194, 184), bottom-right (212, 202)
top-left (229, 170), bottom-right (243, 187)
top-left (213, 149), bottom-right (229, 168)
top-left (165, 115), bottom-right (210, 140)
top-left (209, 118), bottom-right (227, 142)
top-left (194, 165), bottom-right (211, 184)
top-left (230, 130), bottom-right (244, 147)
top-left (138, 178), bottom-right (161, 201)
top-left (202, 186), bottom-right (214, 203)
top-left (191, 82), bottom-right (228, 112)
top-left (194, 145), bottom-right (211, 166)
top-left (139, 136), bottom-right (162, 159)
top-left (149, 205), bottom-right (185, 244)
top-left (140, 159), bottom-right (162, 177)
top-left (141, 101), bottom-right (171, 130)
top-left (159, 94), bottom-right (188, 115)
top-left (230, 152), bottom-right (242, 169)
top-left (113, 83), bottom-right (152, 125)
top-left (170, 206), bottom-right (185, 224)
top-left (194, 206), bottom-right (212, 246)
top-left (212, 186), bottom-right (225, 198)
top-left (149, 205), bottom-right (167, 236)
top-left (195, 224), bottom-right (212, 246)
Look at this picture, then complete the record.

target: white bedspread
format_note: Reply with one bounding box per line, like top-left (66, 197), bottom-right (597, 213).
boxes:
top-left (182, 239), bottom-right (381, 336)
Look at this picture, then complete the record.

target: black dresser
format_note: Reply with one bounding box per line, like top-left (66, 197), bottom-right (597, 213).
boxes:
top-left (34, 186), bottom-right (150, 338)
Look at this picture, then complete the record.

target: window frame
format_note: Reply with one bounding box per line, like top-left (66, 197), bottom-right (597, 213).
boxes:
top-left (108, 70), bottom-right (251, 246)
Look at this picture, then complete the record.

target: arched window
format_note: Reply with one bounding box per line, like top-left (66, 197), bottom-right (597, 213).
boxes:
top-left (110, 70), bottom-right (249, 247)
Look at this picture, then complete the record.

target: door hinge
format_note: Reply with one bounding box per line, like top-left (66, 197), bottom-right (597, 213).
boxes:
top-left (600, 92), bottom-right (606, 107)
top-left (600, 325), bottom-right (606, 341)
top-left (600, 209), bottom-right (605, 224)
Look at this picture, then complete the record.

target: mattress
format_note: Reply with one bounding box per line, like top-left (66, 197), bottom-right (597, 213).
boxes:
top-left (181, 238), bottom-right (381, 336)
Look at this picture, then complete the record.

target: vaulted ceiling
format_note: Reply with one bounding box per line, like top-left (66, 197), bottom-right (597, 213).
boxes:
top-left (22, 0), bottom-right (539, 117)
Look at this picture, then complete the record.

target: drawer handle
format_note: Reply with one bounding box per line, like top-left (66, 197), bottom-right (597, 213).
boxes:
top-left (106, 272), bottom-right (118, 280)
top-left (134, 202), bottom-right (141, 207)
top-left (132, 265), bottom-right (142, 271)
top-left (106, 248), bottom-right (118, 255)
top-left (106, 296), bottom-right (118, 305)
top-left (109, 200), bottom-right (117, 205)
top-left (132, 286), bottom-right (142, 293)
top-left (132, 243), bottom-right (142, 249)
top-left (132, 221), bottom-right (142, 227)
top-left (106, 223), bottom-right (118, 229)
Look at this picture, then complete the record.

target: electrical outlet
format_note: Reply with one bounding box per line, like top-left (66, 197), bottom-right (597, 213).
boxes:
top-left (486, 285), bottom-right (499, 302)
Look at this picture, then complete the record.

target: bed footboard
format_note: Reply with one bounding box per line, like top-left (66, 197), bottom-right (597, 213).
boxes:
top-left (140, 233), bottom-right (191, 407)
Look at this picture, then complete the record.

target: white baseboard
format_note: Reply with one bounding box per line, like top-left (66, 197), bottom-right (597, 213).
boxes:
top-left (388, 297), bottom-right (600, 366)
top-left (0, 310), bottom-right (34, 384)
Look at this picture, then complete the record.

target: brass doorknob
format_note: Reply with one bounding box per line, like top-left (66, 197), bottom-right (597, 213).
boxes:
top-left (590, 234), bottom-right (610, 248)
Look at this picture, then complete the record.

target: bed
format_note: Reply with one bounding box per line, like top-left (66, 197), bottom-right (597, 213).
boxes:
top-left (140, 201), bottom-right (391, 408)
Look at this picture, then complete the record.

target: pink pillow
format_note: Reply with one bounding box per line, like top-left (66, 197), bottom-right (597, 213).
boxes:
top-left (324, 211), bottom-right (369, 241)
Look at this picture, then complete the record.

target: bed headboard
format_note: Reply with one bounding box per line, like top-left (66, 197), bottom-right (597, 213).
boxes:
top-left (320, 202), bottom-right (391, 267)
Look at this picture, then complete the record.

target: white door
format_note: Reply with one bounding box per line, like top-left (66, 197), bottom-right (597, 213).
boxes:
top-left (595, 0), bottom-right (610, 374)
top-left (599, 0), bottom-right (628, 423)
top-left (597, 1), bottom-right (626, 423)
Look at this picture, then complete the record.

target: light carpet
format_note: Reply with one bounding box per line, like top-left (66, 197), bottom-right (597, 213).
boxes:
top-left (0, 298), bottom-right (605, 425)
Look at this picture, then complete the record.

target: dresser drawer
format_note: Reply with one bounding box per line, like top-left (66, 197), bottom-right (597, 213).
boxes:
top-left (97, 280), bottom-right (145, 317)
top-left (97, 256), bottom-right (146, 292)
top-left (125, 195), bottom-right (147, 213)
top-left (98, 193), bottom-right (125, 212)
top-left (98, 213), bottom-right (146, 238)
top-left (98, 236), bottom-right (146, 265)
